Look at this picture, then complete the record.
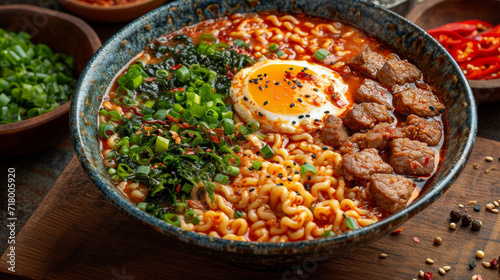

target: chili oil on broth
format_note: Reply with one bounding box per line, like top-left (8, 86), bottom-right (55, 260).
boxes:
top-left (97, 12), bottom-right (446, 242)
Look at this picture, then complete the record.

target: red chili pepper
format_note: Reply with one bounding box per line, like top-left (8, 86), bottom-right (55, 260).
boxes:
top-left (423, 272), bottom-right (433, 280)
top-left (460, 56), bottom-right (500, 79)
top-left (427, 30), bottom-right (464, 50)
top-left (451, 39), bottom-right (481, 63)
top-left (429, 20), bottom-right (493, 37)
top-left (475, 34), bottom-right (500, 57)
top-left (170, 64), bottom-right (183, 70)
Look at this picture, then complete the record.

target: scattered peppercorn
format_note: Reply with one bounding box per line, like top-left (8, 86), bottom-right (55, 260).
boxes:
top-left (433, 236), bottom-right (442, 245)
top-left (471, 220), bottom-right (482, 231)
top-left (469, 261), bottom-right (476, 269)
top-left (473, 204), bottom-right (481, 212)
top-left (461, 213), bottom-right (472, 227)
top-left (450, 210), bottom-right (462, 222)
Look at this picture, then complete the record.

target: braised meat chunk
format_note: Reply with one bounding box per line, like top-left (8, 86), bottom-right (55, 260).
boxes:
top-left (369, 173), bottom-right (414, 214)
top-left (402, 115), bottom-right (443, 146)
top-left (321, 115), bottom-right (349, 148)
top-left (356, 79), bottom-right (394, 109)
top-left (343, 102), bottom-right (392, 132)
top-left (341, 148), bottom-right (393, 181)
top-left (389, 138), bottom-right (435, 175)
top-left (393, 87), bottom-right (445, 117)
top-left (350, 49), bottom-right (387, 78)
top-left (377, 58), bottom-right (421, 87)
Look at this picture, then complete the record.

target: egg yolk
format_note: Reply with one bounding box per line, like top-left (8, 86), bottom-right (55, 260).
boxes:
top-left (246, 64), bottom-right (323, 115)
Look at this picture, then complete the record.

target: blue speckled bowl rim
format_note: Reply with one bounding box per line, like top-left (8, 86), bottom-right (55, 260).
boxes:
top-left (71, 0), bottom-right (477, 255)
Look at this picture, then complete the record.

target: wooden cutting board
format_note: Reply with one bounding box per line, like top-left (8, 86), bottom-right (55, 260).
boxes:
top-left (1, 137), bottom-right (499, 280)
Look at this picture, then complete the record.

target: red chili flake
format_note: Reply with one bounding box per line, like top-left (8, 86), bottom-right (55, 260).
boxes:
top-left (423, 272), bottom-right (433, 280)
top-left (145, 77), bottom-right (156, 82)
top-left (170, 64), bottom-right (183, 70)
top-left (490, 258), bottom-right (499, 268)
top-left (413, 237), bottom-right (420, 243)
top-left (170, 87), bottom-right (185, 92)
top-left (390, 228), bottom-right (406, 235)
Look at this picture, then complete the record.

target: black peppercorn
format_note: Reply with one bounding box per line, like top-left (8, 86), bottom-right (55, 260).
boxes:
top-left (450, 209), bottom-right (462, 222)
top-left (461, 214), bottom-right (473, 227)
top-left (473, 204), bottom-right (481, 212)
top-left (471, 220), bottom-right (482, 231)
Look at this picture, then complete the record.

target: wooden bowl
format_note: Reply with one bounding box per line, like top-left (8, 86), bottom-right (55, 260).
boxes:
top-left (58, 0), bottom-right (169, 23)
top-left (0, 5), bottom-right (101, 156)
top-left (406, 0), bottom-right (500, 104)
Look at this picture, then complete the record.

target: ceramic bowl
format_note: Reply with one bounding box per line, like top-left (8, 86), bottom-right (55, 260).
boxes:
top-left (0, 4), bottom-right (101, 156)
top-left (406, 0), bottom-right (500, 104)
top-left (58, 0), bottom-right (168, 23)
top-left (71, 0), bottom-right (477, 268)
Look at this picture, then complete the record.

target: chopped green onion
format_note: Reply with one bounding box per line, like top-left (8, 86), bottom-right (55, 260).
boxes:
top-left (261, 144), bottom-right (274, 158)
top-left (322, 230), bottom-right (336, 237)
top-left (185, 209), bottom-right (200, 225)
top-left (234, 210), bottom-right (242, 219)
top-left (221, 118), bottom-right (235, 135)
top-left (163, 213), bottom-right (180, 227)
top-left (214, 174), bottom-right (229, 184)
top-left (313, 48), bottom-right (330, 61)
top-left (275, 50), bottom-right (285, 57)
top-left (252, 160), bottom-right (262, 170)
top-left (135, 165), bottom-right (151, 179)
top-left (233, 39), bottom-right (249, 48)
top-left (345, 216), bottom-right (359, 230)
top-left (301, 163), bottom-right (317, 177)
top-left (176, 66), bottom-right (191, 83)
top-left (268, 43), bottom-right (279, 52)
top-left (155, 136), bottom-right (169, 153)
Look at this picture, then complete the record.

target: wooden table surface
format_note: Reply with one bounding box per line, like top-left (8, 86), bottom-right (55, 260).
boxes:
top-left (1, 137), bottom-right (499, 280)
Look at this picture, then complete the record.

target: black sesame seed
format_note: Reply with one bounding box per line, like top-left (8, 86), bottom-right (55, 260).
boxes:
top-left (243, 96), bottom-right (248, 101)
top-left (290, 103), bottom-right (295, 108)
top-left (259, 86), bottom-right (263, 90)
top-left (322, 147), bottom-right (328, 150)
top-left (311, 154), bottom-right (316, 159)
top-left (429, 106), bottom-right (435, 111)
top-left (287, 177), bottom-right (292, 181)
top-left (258, 112), bottom-right (264, 117)
top-left (298, 98), bottom-right (303, 103)
top-left (313, 88), bottom-right (319, 92)
top-left (249, 188), bottom-right (255, 192)
top-left (292, 85), bottom-right (297, 89)
top-left (299, 115), bottom-right (304, 119)
top-left (278, 173), bottom-right (283, 178)
top-left (275, 82), bottom-right (281, 85)
top-left (264, 101), bottom-right (269, 106)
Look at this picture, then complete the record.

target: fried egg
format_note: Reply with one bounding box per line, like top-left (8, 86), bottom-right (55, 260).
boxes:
top-left (230, 59), bottom-right (351, 134)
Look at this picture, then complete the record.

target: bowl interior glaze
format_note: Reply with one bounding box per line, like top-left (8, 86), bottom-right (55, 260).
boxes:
top-left (71, 0), bottom-right (477, 267)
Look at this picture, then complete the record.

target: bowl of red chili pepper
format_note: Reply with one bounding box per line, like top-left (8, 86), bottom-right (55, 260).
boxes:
top-left (58, 0), bottom-right (169, 23)
top-left (407, 0), bottom-right (500, 103)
